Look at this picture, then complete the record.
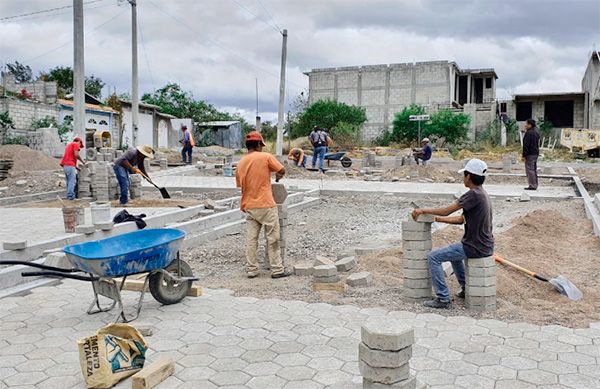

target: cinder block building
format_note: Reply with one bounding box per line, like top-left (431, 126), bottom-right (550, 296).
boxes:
top-left (304, 60), bottom-right (498, 140)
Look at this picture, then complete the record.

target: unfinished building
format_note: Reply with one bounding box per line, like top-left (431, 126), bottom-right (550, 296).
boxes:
top-left (304, 61), bottom-right (498, 140)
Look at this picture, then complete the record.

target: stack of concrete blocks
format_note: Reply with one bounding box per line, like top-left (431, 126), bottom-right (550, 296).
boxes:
top-left (364, 151), bottom-right (383, 168)
top-left (359, 321), bottom-right (416, 388)
top-left (402, 214), bottom-right (433, 301)
top-left (502, 155), bottom-right (512, 173)
top-left (115, 149), bottom-right (124, 158)
top-left (465, 256), bottom-right (497, 311)
top-left (92, 162), bottom-right (110, 202)
top-left (108, 170), bottom-right (119, 200)
top-left (313, 263), bottom-right (339, 284)
top-left (100, 147), bottom-right (113, 162)
top-left (86, 148), bottom-right (98, 161)
top-left (160, 158), bottom-right (168, 170)
top-left (77, 164), bottom-right (92, 199)
top-left (129, 174), bottom-right (142, 200)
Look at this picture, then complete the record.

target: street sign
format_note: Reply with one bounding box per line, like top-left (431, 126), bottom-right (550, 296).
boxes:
top-left (409, 115), bottom-right (430, 121)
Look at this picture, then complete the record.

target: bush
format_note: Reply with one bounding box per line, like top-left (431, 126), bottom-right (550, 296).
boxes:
top-left (2, 136), bottom-right (29, 146)
top-left (427, 109), bottom-right (470, 145)
top-left (292, 100), bottom-right (367, 139)
top-left (31, 116), bottom-right (58, 129)
top-left (379, 104), bottom-right (426, 145)
top-left (538, 118), bottom-right (554, 137)
top-left (329, 122), bottom-right (362, 149)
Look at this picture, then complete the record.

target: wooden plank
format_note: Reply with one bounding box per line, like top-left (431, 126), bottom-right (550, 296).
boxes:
top-left (312, 281), bottom-right (348, 293)
top-left (121, 278), bottom-right (203, 297)
top-left (131, 356), bottom-right (175, 389)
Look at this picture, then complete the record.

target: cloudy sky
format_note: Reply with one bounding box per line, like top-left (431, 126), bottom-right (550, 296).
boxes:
top-left (1, 0), bottom-right (599, 122)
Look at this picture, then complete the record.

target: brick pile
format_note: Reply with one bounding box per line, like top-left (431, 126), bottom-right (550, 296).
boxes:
top-left (402, 214), bottom-right (433, 301)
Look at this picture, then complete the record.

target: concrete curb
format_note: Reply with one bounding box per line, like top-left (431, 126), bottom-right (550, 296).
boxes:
top-left (573, 175), bottom-right (600, 236)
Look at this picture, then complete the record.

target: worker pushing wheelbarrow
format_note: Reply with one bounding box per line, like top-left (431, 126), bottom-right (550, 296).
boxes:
top-left (1, 228), bottom-right (197, 323)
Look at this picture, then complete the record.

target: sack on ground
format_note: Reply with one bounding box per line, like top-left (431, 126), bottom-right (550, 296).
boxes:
top-left (78, 323), bottom-right (148, 388)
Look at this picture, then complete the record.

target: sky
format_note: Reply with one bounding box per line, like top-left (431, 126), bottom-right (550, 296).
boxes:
top-left (0, 0), bottom-right (599, 123)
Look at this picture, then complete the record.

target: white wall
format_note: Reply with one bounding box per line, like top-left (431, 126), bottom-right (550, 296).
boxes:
top-left (122, 110), bottom-right (154, 148)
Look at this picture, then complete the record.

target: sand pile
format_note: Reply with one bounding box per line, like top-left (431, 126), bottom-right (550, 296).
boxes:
top-left (0, 145), bottom-right (60, 172)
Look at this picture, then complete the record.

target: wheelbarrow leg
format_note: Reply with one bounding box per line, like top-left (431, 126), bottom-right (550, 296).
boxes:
top-left (87, 277), bottom-right (117, 315)
top-left (117, 275), bottom-right (149, 323)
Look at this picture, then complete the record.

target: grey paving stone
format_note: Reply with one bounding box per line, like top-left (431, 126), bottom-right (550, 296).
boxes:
top-left (277, 365), bottom-right (317, 381)
top-left (359, 342), bottom-right (412, 367)
top-left (302, 345), bottom-right (337, 358)
top-left (247, 375), bottom-right (288, 389)
top-left (439, 360), bottom-right (479, 376)
top-left (558, 373), bottom-right (600, 389)
top-left (283, 380), bottom-right (324, 389)
top-left (427, 348), bottom-right (463, 362)
top-left (321, 327), bottom-right (353, 338)
top-left (244, 361), bottom-right (282, 376)
top-left (43, 362), bottom-right (80, 377)
top-left (478, 365), bottom-right (517, 380)
top-left (208, 335), bottom-right (243, 347)
top-left (454, 374), bottom-right (495, 389)
top-left (238, 328), bottom-right (270, 339)
top-left (538, 360), bottom-right (578, 375)
top-left (242, 349), bottom-right (278, 363)
top-left (416, 370), bottom-right (456, 386)
top-left (274, 353), bottom-right (310, 367)
top-left (179, 354), bottom-right (216, 367)
top-left (307, 357), bottom-right (344, 371)
top-left (297, 334), bottom-right (331, 346)
top-left (0, 355), bottom-right (26, 368)
top-left (575, 345), bottom-right (600, 357)
top-left (493, 379), bottom-right (537, 389)
top-left (341, 361), bottom-right (360, 375)
top-left (15, 358), bottom-right (55, 372)
top-left (312, 369), bottom-right (353, 386)
top-left (519, 348), bottom-right (558, 362)
top-left (462, 352), bottom-right (501, 366)
top-left (361, 320), bottom-right (414, 351)
top-left (209, 345), bottom-right (245, 359)
top-left (484, 344), bottom-right (521, 357)
top-left (540, 340), bottom-right (576, 353)
top-left (209, 370), bottom-right (251, 386)
top-left (35, 375), bottom-right (82, 389)
top-left (270, 341), bottom-right (305, 354)
top-left (209, 357), bottom-right (249, 371)
top-left (409, 356), bottom-right (441, 371)
top-left (504, 338), bottom-right (539, 350)
top-left (3, 371), bottom-right (47, 386)
top-left (557, 334), bottom-right (593, 346)
top-left (517, 369), bottom-right (558, 385)
top-left (449, 342), bottom-right (485, 354)
top-left (500, 356), bottom-right (538, 370)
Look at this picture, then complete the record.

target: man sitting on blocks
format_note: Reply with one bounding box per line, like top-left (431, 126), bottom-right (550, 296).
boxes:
top-left (411, 158), bottom-right (494, 309)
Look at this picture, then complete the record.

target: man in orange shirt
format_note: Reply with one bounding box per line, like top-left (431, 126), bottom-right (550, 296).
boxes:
top-left (236, 131), bottom-right (290, 279)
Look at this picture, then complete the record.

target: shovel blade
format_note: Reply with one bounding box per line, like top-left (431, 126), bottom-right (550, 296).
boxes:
top-left (159, 187), bottom-right (171, 199)
top-left (549, 275), bottom-right (583, 301)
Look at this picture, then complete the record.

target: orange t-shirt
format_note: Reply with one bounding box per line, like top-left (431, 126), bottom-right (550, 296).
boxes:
top-left (236, 151), bottom-right (283, 211)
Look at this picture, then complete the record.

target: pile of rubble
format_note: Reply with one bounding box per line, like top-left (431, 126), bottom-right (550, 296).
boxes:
top-left (0, 158), bottom-right (13, 181)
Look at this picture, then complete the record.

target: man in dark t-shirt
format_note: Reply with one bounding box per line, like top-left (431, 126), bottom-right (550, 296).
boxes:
top-left (412, 158), bottom-right (494, 309)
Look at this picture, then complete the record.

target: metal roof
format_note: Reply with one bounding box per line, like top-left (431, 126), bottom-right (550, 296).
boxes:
top-left (197, 121), bottom-right (240, 126)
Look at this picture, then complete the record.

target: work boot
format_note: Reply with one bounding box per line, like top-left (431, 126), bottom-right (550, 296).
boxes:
top-left (524, 187), bottom-right (537, 191)
top-left (423, 298), bottom-right (451, 309)
top-left (271, 270), bottom-right (292, 279)
top-left (456, 288), bottom-right (465, 299)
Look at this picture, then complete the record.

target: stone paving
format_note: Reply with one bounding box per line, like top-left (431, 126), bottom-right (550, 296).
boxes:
top-left (1, 280), bottom-right (600, 388)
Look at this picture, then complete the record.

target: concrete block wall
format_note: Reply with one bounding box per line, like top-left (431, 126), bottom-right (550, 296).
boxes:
top-left (1, 72), bottom-right (58, 104)
top-left (3, 98), bottom-right (59, 130)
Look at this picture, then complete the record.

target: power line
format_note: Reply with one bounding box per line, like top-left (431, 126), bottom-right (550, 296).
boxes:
top-left (0, 2), bottom-right (115, 24)
top-left (0, 0), bottom-right (106, 22)
top-left (229, 0), bottom-right (280, 34)
top-left (137, 15), bottom-right (156, 91)
top-left (255, 0), bottom-right (282, 32)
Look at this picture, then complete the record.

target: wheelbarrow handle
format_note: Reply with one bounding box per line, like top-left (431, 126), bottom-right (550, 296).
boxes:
top-left (21, 270), bottom-right (99, 281)
top-left (0, 260), bottom-right (80, 273)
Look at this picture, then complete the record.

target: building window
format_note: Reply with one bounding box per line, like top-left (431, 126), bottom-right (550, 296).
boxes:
top-left (88, 118), bottom-right (97, 124)
top-left (500, 102), bottom-right (507, 113)
top-left (516, 102), bottom-right (533, 121)
top-left (485, 78), bottom-right (492, 89)
top-left (99, 120), bottom-right (108, 125)
top-left (544, 100), bottom-right (574, 127)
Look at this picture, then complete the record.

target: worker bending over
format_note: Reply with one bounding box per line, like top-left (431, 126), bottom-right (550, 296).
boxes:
top-left (113, 145), bottom-right (154, 206)
top-left (288, 147), bottom-right (307, 168)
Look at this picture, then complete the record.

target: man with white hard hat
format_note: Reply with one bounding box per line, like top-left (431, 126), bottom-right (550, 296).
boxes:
top-left (413, 138), bottom-right (432, 165)
top-left (412, 158), bottom-right (494, 309)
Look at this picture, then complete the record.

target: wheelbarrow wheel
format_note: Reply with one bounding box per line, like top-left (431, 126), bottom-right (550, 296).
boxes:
top-left (341, 156), bottom-right (352, 168)
top-left (149, 259), bottom-right (193, 305)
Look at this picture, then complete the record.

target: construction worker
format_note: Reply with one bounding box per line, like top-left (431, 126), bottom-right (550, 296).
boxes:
top-left (412, 158), bottom-right (494, 309)
top-left (59, 136), bottom-right (85, 200)
top-left (288, 147), bottom-right (307, 168)
top-left (309, 126), bottom-right (331, 172)
top-left (181, 125), bottom-right (195, 165)
top-left (113, 145), bottom-right (154, 206)
top-left (522, 118), bottom-right (540, 190)
top-left (413, 138), bottom-right (432, 165)
top-left (236, 131), bottom-right (290, 279)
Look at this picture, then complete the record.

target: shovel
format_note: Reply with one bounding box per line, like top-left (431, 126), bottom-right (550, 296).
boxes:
top-left (494, 254), bottom-right (583, 301)
top-left (139, 172), bottom-right (170, 199)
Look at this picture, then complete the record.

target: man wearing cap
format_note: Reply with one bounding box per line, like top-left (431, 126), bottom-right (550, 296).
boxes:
top-left (288, 147), bottom-right (307, 168)
top-left (413, 138), bottom-right (432, 165)
top-left (113, 145), bottom-right (154, 206)
top-left (412, 158), bottom-right (494, 309)
top-left (180, 125), bottom-right (195, 165)
top-left (309, 126), bottom-right (331, 172)
top-left (236, 131), bottom-right (290, 279)
top-left (59, 136), bottom-right (86, 200)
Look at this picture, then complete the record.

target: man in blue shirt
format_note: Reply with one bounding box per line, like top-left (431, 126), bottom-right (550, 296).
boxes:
top-left (413, 138), bottom-right (432, 165)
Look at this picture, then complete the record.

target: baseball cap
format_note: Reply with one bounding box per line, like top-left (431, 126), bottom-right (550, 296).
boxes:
top-left (73, 136), bottom-right (83, 145)
top-left (422, 138), bottom-right (430, 143)
top-left (458, 158), bottom-right (488, 176)
top-left (246, 131), bottom-right (266, 146)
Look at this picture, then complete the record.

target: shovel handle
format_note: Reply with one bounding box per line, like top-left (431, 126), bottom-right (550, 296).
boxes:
top-left (493, 254), bottom-right (549, 282)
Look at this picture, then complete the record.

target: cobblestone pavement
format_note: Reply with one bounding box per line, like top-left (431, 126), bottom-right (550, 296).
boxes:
top-left (1, 280), bottom-right (600, 389)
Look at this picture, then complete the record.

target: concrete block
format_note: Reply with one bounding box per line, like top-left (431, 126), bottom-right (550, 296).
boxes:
top-left (315, 255), bottom-right (335, 267)
top-left (313, 274), bottom-right (341, 283)
top-left (403, 250), bottom-right (430, 260)
top-left (337, 251), bottom-right (356, 260)
top-left (294, 263), bottom-right (313, 276)
top-left (403, 259), bottom-right (429, 270)
top-left (359, 342), bottom-right (412, 368)
top-left (74, 224), bottom-right (96, 234)
top-left (44, 252), bottom-right (70, 269)
top-left (402, 240), bottom-right (432, 251)
top-left (198, 209), bottom-right (215, 217)
top-left (3, 240), bottom-right (27, 250)
top-left (313, 264), bottom-right (338, 277)
top-left (347, 271), bottom-right (373, 287)
top-left (203, 199), bottom-right (217, 209)
top-left (96, 221), bottom-right (114, 231)
top-left (402, 288), bottom-right (432, 300)
top-left (363, 377), bottom-right (416, 389)
top-left (466, 256), bottom-right (495, 267)
top-left (465, 276), bottom-right (496, 287)
top-left (213, 205), bottom-right (228, 213)
top-left (402, 230), bottom-right (432, 241)
top-left (466, 285), bottom-right (496, 297)
top-left (359, 360), bottom-right (410, 384)
top-left (401, 221), bottom-right (430, 232)
top-left (361, 320), bottom-right (414, 352)
top-left (413, 214), bottom-right (435, 223)
top-left (335, 256), bottom-right (357, 272)
top-left (403, 278), bottom-right (432, 289)
top-left (403, 269), bottom-right (430, 279)
top-left (520, 192), bottom-right (531, 202)
top-left (465, 266), bottom-right (496, 277)
top-left (466, 295), bottom-right (496, 305)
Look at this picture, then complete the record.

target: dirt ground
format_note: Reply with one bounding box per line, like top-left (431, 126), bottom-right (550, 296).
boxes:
top-left (577, 167), bottom-right (600, 196)
top-left (0, 144), bottom-right (61, 173)
top-left (183, 194), bottom-right (597, 328)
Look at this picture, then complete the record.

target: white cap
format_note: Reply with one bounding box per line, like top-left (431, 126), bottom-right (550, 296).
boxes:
top-left (422, 138), bottom-right (430, 143)
top-left (458, 158), bottom-right (488, 176)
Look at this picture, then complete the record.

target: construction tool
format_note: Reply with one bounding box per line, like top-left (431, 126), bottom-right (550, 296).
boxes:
top-left (494, 254), bottom-right (583, 301)
top-left (140, 172), bottom-right (170, 199)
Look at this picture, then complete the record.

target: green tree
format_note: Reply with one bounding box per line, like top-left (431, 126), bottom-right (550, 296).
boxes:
top-left (7, 61), bottom-right (32, 83)
top-left (42, 66), bottom-right (105, 98)
top-left (260, 121), bottom-right (277, 142)
top-left (293, 99), bottom-right (366, 139)
top-left (427, 109), bottom-right (470, 145)
top-left (377, 104), bottom-right (426, 145)
top-left (85, 75), bottom-right (105, 99)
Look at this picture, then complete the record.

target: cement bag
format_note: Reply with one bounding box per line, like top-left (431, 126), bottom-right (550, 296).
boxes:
top-left (78, 323), bottom-right (148, 388)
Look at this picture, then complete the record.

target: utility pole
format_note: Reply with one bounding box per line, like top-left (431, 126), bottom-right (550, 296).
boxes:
top-left (275, 29), bottom-right (287, 156)
top-left (128, 0), bottom-right (139, 147)
top-left (73, 0), bottom-right (85, 141)
top-left (255, 78), bottom-right (261, 132)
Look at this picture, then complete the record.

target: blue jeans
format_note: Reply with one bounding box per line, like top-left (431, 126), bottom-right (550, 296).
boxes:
top-left (428, 242), bottom-right (466, 301)
top-left (182, 143), bottom-right (193, 164)
top-left (294, 155), bottom-right (307, 168)
top-left (312, 146), bottom-right (327, 171)
top-left (64, 166), bottom-right (77, 200)
top-left (113, 165), bottom-right (130, 205)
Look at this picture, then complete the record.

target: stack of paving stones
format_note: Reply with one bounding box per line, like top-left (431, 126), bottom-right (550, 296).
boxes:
top-left (86, 148), bottom-right (97, 161)
top-left (160, 157), bottom-right (168, 170)
top-left (77, 164), bottom-right (92, 198)
top-left (115, 149), bottom-right (124, 158)
top-left (402, 214), bottom-right (433, 301)
top-left (502, 155), bottom-right (512, 173)
top-left (100, 147), bottom-right (114, 162)
top-left (129, 174), bottom-right (142, 200)
top-left (313, 263), bottom-right (339, 283)
top-left (0, 158), bottom-right (13, 181)
top-left (108, 172), bottom-right (119, 200)
top-left (92, 162), bottom-right (110, 202)
top-left (465, 256), bottom-right (497, 311)
top-left (359, 320), bottom-right (416, 388)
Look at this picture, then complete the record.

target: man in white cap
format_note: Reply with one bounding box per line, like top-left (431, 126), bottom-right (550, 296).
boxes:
top-left (413, 138), bottom-right (432, 165)
top-left (412, 158), bottom-right (494, 309)
top-left (113, 145), bottom-right (155, 206)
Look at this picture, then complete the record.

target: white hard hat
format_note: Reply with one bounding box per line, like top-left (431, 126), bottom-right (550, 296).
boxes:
top-left (458, 158), bottom-right (488, 176)
top-left (422, 138), bottom-right (430, 143)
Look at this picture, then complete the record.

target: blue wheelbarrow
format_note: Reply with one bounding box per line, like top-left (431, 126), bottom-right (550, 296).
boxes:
top-left (324, 151), bottom-right (352, 168)
top-left (1, 228), bottom-right (197, 323)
